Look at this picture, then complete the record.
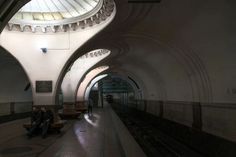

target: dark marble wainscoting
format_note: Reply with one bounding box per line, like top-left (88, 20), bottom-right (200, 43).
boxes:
top-left (0, 102), bottom-right (32, 124)
top-left (0, 112), bottom-right (31, 124)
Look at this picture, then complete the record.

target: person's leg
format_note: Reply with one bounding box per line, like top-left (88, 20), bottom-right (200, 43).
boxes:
top-left (88, 106), bottom-right (92, 115)
top-left (90, 106), bottom-right (92, 115)
top-left (27, 124), bottom-right (36, 137)
top-left (42, 121), bottom-right (50, 138)
top-left (28, 122), bottom-right (40, 137)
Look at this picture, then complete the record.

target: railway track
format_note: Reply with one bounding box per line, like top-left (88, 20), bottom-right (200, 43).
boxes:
top-left (111, 104), bottom-right (203, 157)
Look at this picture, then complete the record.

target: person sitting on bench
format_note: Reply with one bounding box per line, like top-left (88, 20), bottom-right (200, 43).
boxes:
top-left (41, 107), bottom-right (54, 138)
top-left (27, 107), bottom-right (42, 137)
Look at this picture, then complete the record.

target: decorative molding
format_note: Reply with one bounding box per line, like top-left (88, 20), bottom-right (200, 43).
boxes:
top-left (7, 0), bottom-right (115, 33)
top-left (79, 49), bottom-right (110, 59)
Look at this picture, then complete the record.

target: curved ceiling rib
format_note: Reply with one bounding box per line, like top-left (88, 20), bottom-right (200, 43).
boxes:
top-left (17, 0), bottom-right (99, 19)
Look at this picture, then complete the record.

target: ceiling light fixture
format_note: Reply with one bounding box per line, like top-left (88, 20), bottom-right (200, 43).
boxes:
top-left (41, 48), bottom-right (47, 53)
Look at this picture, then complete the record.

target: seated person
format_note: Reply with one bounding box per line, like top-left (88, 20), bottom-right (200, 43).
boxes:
top-left (41, 107), bottom-right (54, 138)
top-left (27, 107), bottom-right (42, 137)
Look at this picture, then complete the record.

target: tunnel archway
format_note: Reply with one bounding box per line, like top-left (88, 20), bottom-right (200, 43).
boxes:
top-left (76, 66), bottom-right (109, 102)
top-left (84, 72), bottom-right (145, 109)
top-left (60, 49), bottom-right (110, 104)
top-left (84, 74), bottom-right (108, 101)
top-left (89, 74), bottom-right (138, 107)
top-left (0, 46), bottom-right (33, 121)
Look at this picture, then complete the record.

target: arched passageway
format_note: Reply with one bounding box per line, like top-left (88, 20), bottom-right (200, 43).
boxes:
top-left (0, 46), bottom-right (33, 123)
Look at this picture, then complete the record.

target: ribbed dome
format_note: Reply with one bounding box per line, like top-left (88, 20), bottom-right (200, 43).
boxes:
top-left (11, 0), bottom-right (102, 23)
top-left (7, 0), bottom-right (116, 33)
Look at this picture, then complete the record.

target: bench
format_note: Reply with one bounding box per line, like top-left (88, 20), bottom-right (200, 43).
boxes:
top-left (23, 120), bottom-right (65, 133)
top-left (58, 104), bottom-right (82, 119)
top-left (75, 101), bottom-right (87, 113)
top-left (75, 106), bottom-right (87, 113)
top-left (58, 109), bottom-right (81, 119)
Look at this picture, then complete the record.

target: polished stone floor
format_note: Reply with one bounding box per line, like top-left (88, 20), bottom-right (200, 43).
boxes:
top-left (0, 105), bottom-right (140, 157)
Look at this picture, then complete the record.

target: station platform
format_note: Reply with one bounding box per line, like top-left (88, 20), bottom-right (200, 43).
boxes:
top-left (0, 104), bottom-right (146, 157)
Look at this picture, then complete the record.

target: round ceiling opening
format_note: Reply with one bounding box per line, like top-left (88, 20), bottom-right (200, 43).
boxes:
top-left (10, 0), bottom-right (102, 25)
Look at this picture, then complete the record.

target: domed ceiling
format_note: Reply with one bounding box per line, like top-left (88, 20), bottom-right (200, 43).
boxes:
top-left (10, 0), bottom-right (102, 24)
top-left (7, 0), bottom-right (116, 33)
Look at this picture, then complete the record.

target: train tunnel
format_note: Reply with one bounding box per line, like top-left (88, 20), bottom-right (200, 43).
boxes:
top-left (0, 0), bottom-right (235, 157)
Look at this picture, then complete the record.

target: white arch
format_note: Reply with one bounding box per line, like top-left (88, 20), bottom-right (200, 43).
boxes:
top-left (84, 74), bottom-right (108, 101)
top-left (112, 74), bottom-right (142, 100)
top-left (77, 66), bottom-right (109, 101)
top-left (61, 50), bottom-right (110, 103)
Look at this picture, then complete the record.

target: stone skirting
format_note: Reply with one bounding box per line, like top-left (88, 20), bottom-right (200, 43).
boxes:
top-left (0, 101), bottom-right (32, 116)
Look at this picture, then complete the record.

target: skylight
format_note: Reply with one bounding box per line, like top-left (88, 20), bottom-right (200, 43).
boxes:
top-left (13, 0), bottom-right (101, 22)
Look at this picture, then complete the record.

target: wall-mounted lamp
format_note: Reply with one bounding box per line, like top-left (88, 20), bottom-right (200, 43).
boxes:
top-left (41, 48), bottom-right (47, 53)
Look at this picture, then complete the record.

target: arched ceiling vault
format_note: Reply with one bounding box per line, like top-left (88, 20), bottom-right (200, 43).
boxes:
top-left (0, 0), bottom-right (230, 103)
top-left (105, 68), bottom-right (148, 99)
top-left (0, 46), bottom-right (33, 102)
top-left (62, 4), bottom-right (215, 102)
top-left (86, 32), bottom-right (208, 102)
